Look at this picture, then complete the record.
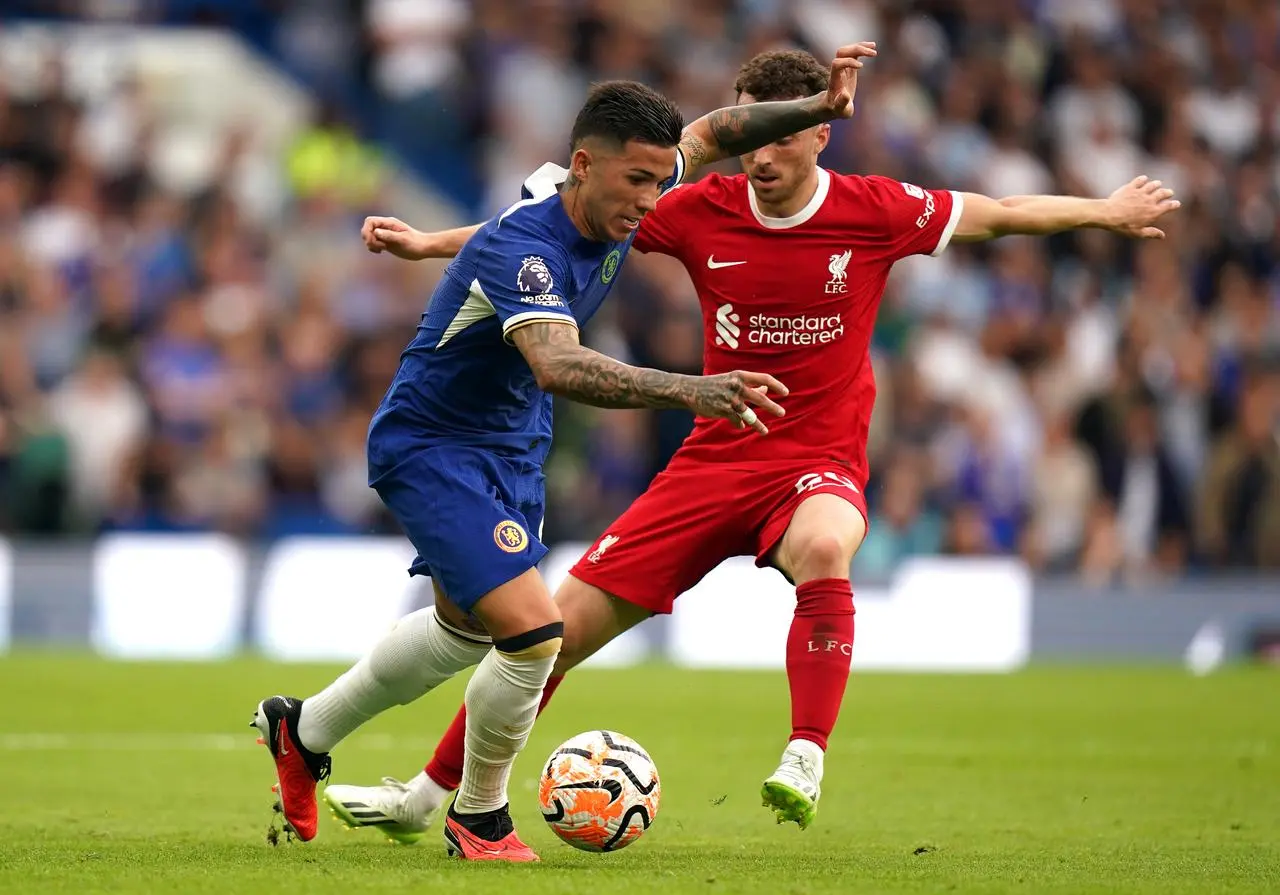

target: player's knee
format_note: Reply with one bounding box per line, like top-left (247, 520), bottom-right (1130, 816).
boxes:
top-left (793, 533), bottom-right (855, 581)
top-left (490, 622), bottom-right (563, 692)
top-left (494, 622), bottom-right (564, 661)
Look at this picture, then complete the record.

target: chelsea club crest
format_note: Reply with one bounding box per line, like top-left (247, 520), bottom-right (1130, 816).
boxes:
top-left (601, 249), bottom-right (621, 284)
top-left (494, 520), bottom-right (528, 553)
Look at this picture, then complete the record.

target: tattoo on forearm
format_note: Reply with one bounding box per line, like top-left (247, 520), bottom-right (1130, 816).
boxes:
top-left (679, 131), bottom-right (710, 170)
top-left (707, 96), bottom-right (825, 156)
top-left (514, 323), bottom-right (736, 414)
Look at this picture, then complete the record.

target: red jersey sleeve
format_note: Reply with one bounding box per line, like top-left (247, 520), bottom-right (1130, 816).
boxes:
top-left (860, 175), bottom-right (964, 261)
top-left (632, 182), bottom-right (698, 259)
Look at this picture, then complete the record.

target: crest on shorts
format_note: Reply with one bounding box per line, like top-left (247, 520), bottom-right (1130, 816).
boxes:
top-left (494, 520), bottom-right (528, 553)
top-left (600, 249), bottom-right (621, 284)
top-left (587, 534), bottom-right (619, 563)
top-left (517, 256), bottom-right (555, 294)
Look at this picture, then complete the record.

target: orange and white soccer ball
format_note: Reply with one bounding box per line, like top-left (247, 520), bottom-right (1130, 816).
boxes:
top-left (538, 730), bottom-right (660, 852)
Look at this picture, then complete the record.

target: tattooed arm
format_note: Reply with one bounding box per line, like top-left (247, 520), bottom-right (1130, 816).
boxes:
top-left (510, 321), bottom-right (788, 434)
top-left (676, 41), bottom-right (876, 178)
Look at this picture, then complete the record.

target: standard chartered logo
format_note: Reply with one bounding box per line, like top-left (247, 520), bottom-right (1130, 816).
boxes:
top-left (714, 303), bottom-right (741, 349)
top-left (714, 302), bottom-right (844, 349)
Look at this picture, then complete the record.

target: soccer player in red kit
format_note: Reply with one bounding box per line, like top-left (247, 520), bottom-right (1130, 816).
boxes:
top-left (325, 48), bottom-right (1179, 838)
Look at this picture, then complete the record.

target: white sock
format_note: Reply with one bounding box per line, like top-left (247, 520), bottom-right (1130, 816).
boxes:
top-left (297, 608), bottom-right (490, 753)
top-left (405, 770), bottom-right (451, 820)
top-left (786, 738), bottom-right (825, 762)
top-left (453, 643), bottom-right (558, 814)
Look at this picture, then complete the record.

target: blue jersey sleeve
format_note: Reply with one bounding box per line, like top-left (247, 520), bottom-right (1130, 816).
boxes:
top-left (473, 231), bottom-right (576, 345)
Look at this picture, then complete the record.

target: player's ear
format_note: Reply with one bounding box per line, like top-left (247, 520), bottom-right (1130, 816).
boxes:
top-left (814, 122), bottom-right (831, 155)
top-left (570, 146), bottom-right (592, 184)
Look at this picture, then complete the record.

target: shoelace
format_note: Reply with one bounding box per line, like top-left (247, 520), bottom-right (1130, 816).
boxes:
top-left (781, 752), bottom-right (818, 786)
top-left (376, 777), bottom-right (413, 818)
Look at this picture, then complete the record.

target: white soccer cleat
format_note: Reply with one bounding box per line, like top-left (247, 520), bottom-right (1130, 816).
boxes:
top-left (323, 776), bottom-right (441, 845)
top-left (761, 740), bottom-right (824, 830)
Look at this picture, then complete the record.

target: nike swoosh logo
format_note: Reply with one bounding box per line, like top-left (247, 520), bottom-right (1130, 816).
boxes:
top-left (452, 823), bottom-right (504, 855)
top-left (278, 719), bottom-right (290, 756)
top-left (707, 256), bottom-right (747, 269)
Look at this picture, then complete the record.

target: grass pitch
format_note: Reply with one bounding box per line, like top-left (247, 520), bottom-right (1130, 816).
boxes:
top-left (0, 656), bottom-right (1276, 894)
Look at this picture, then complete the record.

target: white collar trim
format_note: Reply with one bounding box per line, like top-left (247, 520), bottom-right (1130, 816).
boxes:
top-left (748, 167), bottom-right (831, 229)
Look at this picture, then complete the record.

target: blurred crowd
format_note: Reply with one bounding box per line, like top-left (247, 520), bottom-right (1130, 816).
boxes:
top-left (1, 0), bottom-right (1279, 583)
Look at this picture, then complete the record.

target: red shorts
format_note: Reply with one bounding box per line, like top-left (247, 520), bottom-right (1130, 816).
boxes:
top-left (569, 458), bottom-right (868, 615)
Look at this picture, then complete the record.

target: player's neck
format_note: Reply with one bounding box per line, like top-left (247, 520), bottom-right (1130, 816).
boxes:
top-left (753, 170), bottom-right (820, 220)
top-left (558, 181), bottom-right (602, 241)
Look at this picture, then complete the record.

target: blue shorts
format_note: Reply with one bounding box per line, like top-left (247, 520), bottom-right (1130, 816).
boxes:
top-left (371, 445), bottom-right (547, 612)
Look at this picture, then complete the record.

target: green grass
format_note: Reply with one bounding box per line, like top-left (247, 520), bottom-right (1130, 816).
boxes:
top-left (0, 656), bottom-right (1276, 893)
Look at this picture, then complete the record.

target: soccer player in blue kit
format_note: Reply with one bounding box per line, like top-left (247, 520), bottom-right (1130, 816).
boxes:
top-left (251, 49), bottom-right (870, 862)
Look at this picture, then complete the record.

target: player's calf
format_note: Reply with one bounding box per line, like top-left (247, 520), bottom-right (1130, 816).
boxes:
top-left (295, 607), bottom-right (491, 754)
top-left (443, 619), bottom-right (562, 861)
top-left (765, 492), bottom-right (864, 828)
top-left (785, 577), bottom-right (855, 750)
top-left (759, 577), bottom-right (851, 832)
top-left (455, 622), bottom-right (563, 814)
top-left (424, 674), bottom-right (566, 792)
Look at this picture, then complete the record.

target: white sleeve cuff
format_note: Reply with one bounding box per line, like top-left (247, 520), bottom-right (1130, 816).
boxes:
top-left (931, 191), bottom-right (965, 256)
top-left (502, 312), bottom-right (579, 344)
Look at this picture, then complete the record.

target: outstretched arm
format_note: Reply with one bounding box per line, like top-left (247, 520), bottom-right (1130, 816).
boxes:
top-left (361, 216), bottom-right (481, 261)
top-left (952, 175), bottom-right (1181, 242)
top-left (510, 321), bottom-right (788, 434)
top-left (360, 41), bottom-right (880, 259)
top-left (676, 42), bottom-right (876, 179)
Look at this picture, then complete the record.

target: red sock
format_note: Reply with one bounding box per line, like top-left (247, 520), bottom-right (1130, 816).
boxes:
top-left (785, 578), bottom-right (855, 751)
top-left (424, 674), bottom-right (565, 790)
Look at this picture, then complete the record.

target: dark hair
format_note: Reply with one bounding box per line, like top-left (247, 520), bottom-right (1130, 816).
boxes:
top-left (570, 80), bottom-right (684, 151)
top-left (734, 49), bottom-right (829, 102)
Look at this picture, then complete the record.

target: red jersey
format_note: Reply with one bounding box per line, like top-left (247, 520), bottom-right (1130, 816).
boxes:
top-left (633, 168), bottom-right (962, 485)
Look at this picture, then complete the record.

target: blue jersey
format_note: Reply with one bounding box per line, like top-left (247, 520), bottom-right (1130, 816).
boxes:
top-left (367, 155), bottom-right (685, 477)
top-left (366, 154), bottom-right (684, 609)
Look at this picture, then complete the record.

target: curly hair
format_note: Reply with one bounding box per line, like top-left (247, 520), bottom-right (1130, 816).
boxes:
top-left (733, 49), bottom-right (830, 103)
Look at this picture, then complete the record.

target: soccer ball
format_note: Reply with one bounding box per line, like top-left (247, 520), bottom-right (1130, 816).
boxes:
top-left (537, 730), bottom-right (660, 852)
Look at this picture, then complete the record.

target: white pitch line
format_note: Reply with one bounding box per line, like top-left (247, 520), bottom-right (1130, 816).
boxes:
top-left (0, 733), bottom-right (414, 752)
top-left (0, 733), bottom-right (1267, 759)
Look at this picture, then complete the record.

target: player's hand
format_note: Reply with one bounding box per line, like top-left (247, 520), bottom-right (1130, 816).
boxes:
top-left (362, 215), bottom-right (429, 260)
top-left (822, 42), bottom-right (877, 120)
top-left (689, 371), bottom-right (789, 436)
top-left (1104, 176), bottom-right (1181, 239)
